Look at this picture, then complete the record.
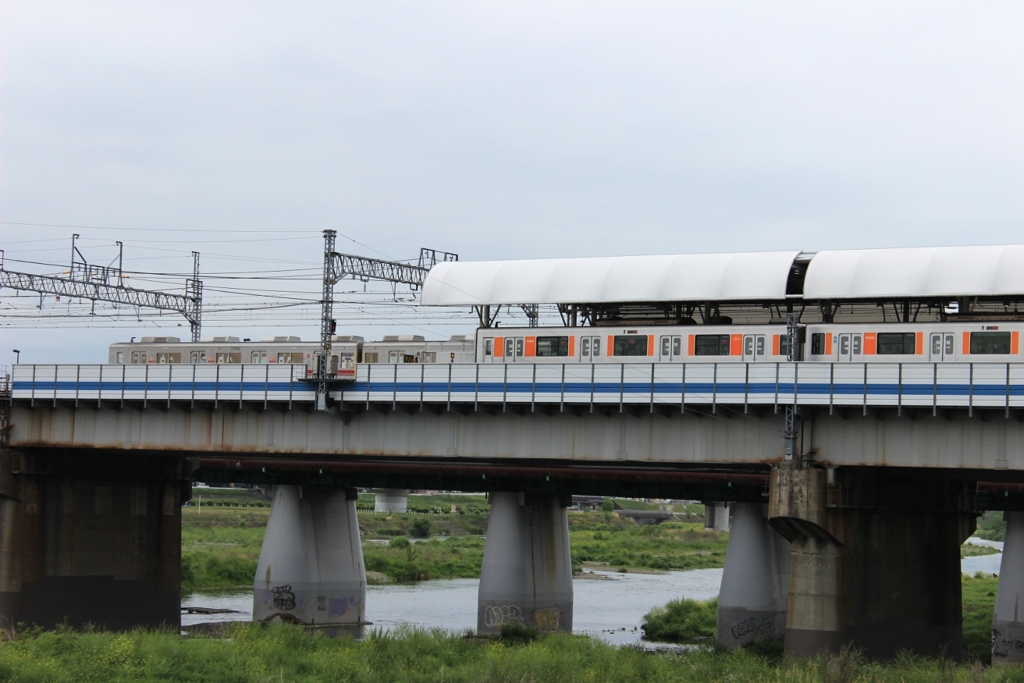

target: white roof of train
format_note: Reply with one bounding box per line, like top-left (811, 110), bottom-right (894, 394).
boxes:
top-left (421, 244), bottom-right (1024, 305)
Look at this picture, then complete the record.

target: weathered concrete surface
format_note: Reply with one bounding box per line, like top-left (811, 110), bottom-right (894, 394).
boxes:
top-left (770, 463), bottom-right (976, 659)
top-left (10, 403), bottom-right (1023, 470)
top-left (993, 511), bottom-right (1024, 664)
top-left (253, 485), bottom-right (366, 629)
top-left (0, 450), bottom-right (185, 630)
top-left (478, 492), bottom-right (573, 634)
top-left (717, 503), bottom-right (791, 649)
top-left (704, 502), bottom-right (730, 531)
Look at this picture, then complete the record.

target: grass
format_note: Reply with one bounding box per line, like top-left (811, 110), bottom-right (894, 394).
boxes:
top-left (4, 624), bottom-right (1024, 683)
top-left (571, 518), bottom-right (728, 572)
top-left (641, 597), bottom-right (718, 643)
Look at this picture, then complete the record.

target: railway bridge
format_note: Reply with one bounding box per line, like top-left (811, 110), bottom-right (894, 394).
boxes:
top-left (2, 243), bottom-right (1024, 662)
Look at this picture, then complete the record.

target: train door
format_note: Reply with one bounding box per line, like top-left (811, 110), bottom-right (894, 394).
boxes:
top-left (837, 333), bottom-right (863, 362)
top-left (659, 335), bottom-right (683, 362)
top-left (581, 336), bottom-right (602, 362)
top-left (503, 337), bottom-right (525, 363)
top-left (388, 350), bottom-right (399, 363)
top-left (742, 335), bottom-right (766, 362)
top-left (929, 333), bottom-right (955, 361)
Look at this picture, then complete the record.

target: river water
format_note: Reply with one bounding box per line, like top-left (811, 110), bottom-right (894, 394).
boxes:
top-left (182, 548), bottom-right (1002, 645)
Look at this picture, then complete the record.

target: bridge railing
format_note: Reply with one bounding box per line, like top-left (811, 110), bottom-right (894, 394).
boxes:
top-left (342, 361), bottom-right (1024, 414)
top-left (10, 362), bottom-right (1023, 414)
top-left (11, 364), bottom-right (314, 407)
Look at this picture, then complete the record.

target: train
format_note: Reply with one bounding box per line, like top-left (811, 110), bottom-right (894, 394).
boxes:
top-left (109, 321), bottom-right (1022, 378)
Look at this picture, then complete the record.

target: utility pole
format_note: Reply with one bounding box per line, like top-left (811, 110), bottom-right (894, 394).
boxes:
top-left (317, 230), bottom-right (337, 411)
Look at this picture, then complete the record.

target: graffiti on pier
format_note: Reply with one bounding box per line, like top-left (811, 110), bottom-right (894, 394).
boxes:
top-left (331, 597), bottom-right (355, 618)
top-left (992, 629), bottom-right (1024, 659)
top-left (317, 596), bottom-right (327, 612)
top-left (272, 585), bottom-right (296, 611)
top-left (533, 608), bottom-right (560, 632)
top-left (731, 617), bottom-right (773, 641)
top-left (483, 605), bottom-right (523, 628)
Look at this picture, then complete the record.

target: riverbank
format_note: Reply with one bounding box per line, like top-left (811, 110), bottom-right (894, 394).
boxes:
top-left (182, 493), bottom-right (727, 590)
top-left (2, 623), bottom-right (1018, 682)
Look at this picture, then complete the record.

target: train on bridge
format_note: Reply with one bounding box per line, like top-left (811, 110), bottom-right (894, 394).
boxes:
top-left (109, 320), bottom-right (1022, 379)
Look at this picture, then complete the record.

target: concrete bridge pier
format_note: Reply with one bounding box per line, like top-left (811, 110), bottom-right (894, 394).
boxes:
top-left (477, 492), bottom-right (573, 634)
top-left (769, 463), bottom-right (975, 659)
top-left (716, 503), bottom-right (791, 649)
top-left (993, 511), bottom-right (1024, 664)
top-left (374, 488), bottom-right (410, 513)
top-left (704, 502), bottom-right (730, 531)
top-left (0, 450), bottom-right (185, 630)
top-left (253, 485), bottom-right (366, 631)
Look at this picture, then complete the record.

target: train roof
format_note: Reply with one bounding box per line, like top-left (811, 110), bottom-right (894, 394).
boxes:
top-left (420, 244), bottom-right (1024, 306)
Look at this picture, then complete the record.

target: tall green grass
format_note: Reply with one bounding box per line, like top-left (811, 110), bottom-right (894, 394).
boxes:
top-left (641, 597), bottom-right (718, 643)
top-left (3, 624), bottom-right (1022, 683)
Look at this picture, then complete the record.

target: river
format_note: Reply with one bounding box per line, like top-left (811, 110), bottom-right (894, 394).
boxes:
top-left (182, 548), bottom-right (1002, 645)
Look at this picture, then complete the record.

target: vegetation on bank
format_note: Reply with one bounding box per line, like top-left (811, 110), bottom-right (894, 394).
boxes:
top-left (4, 624), bottom-right (1024, 683)
top-left (182, 494), bottom-right (727, 590)
top-left (976, 510), bottom-right (1007, 542)
top-left (641, 597), bottom-right (718, 643)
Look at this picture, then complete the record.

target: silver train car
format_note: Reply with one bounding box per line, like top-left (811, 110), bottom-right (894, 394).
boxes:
top-left (109, 322), bottom-right (1021, 378)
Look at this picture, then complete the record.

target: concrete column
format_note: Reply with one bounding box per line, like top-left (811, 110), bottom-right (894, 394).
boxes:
top-left (253, 485), bottom-right (366, 630)
top-left (0, 451), bottom-right (184, 630)
top-left (993, 511), bottom-right (1024, 664)
top-left (769, 463), bottom-right (975, 659)
top-left (478, 492), bottom-right (573, 634)
top-left (704, 502), bottom-right (730, 531)
top-left (374, 488), bottom-right (409, 513)
top-left (717, 503), bottom-right (791, 648)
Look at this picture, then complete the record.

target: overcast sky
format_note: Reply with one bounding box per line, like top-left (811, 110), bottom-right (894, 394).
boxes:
top-left (2, 1), bottom-right (1023, 363)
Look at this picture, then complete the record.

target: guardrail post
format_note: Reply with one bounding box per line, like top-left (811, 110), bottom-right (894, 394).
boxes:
top-left (650, 363), bottom-right (656, 414)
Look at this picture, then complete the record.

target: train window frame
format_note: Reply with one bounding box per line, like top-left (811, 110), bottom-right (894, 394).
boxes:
top-left (423, 351), bottom-right (436, 363)
top-left (364, 352), bottom-right (379, 363)
top-left (673, 337), bottom-right (682, 356)
top-left (592, 337), bottom-right (601, 357)
top-left (505, 339), bottom-right (514, 358)
top-left (515, 339), bottom-right (524, 357)
top-left (811, 333), bottom-right (825, 356)
top-left (484, 339), bottom-right (493, 356)
top-left (876, 332), bottom-right (917, 355)
top-left (582, 338), bottom-right (591, 357)
top-left (756, 336), bottom-right (765, 356)
top-left (613, 335), bottom-right (649, 357)
top-left (779, 336), bottom-right (790, 357)
top-left (661, 337), bottom-right (671, 357)
top-left (970, 331), bottom-right (1011, 355)
top-left (693, 334), bottom-right (730, 357)
top-left (536, 336), bottom-right (569, 357)
top-left (116, 352), bottom-right (124, 363)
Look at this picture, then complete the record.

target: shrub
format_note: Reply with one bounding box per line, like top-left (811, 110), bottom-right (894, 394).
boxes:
top-left (389, 536), bottom-right (410, 549)
top-left (410, 519), bottom-right (431, 538)
top-left (641, 597), bottom-right (718, 643)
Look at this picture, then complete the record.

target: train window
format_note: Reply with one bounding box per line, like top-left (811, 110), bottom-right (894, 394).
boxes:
top-left (515, 339), bottom-right (524, 357)
top-left (216, 353), bottom-right (227, 363)
top-left (484, 339), bottom-right (493, 356)
top-left (613, 336), bottom-right (649, 356)
top-left (116, 352), bottom-right (124, 363)
top-left (693, 335), bottom-right (730, 356)
top-left (582, 338), bottom-right (590, 357)
top-left (592, 337), bottom-right (601, 357)
top-left (505, 339), bottom-right (514, 358)
top-left (131, 352), bottom-right (141, 364)
top-left (778, 336), bottom-right (789, 357)
top-left (157, 353), bottom-right (167, 363)
top-left (536, 336), bottom-right (569, 357)
top-left (853, 336), bottom-right (862, 355)
top-left (388, 351), bottom-right (399, 363)
top-left (423, 352), bottom-right (436, 363)
top-left (673, 337), bottom-right (682, 356)
top-left (169, 353), bottom-right (181, 363)
top-left (661, 337), bottom-right (671, 357)
top-left (756, 337), bottom-right (765, 356)
top-left (364, 352), bottom-right (379, 363)
top-left (970, 332), bottom-right (1011, 354)
top-left (811, 333), bottom-right (825, 355)
top-left (944, 336), bottom-right (954, 355)
top-left (877, 333), bottom-right (916, 355)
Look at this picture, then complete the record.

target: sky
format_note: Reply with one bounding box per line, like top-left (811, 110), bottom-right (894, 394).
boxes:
top-left (2, 1), bottom-right (1023, 364)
